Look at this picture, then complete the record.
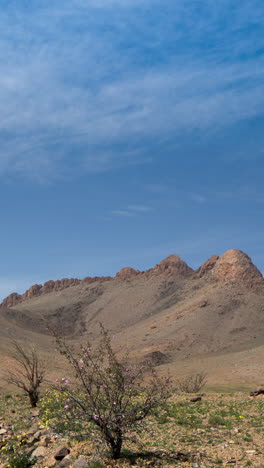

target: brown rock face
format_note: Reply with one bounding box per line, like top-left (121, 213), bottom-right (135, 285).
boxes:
top-left (211, 249), bottom-right (263, 284)
top-left (1, 249), bottom-right (262, 310)
top-left (42, 278), bottom-right (81, 293)
top-left (0, 278), bottom-right (81, 309)
top-left (22, 284), bottom-right (42, 301)
top-left (1, 292), bottom-right (22, 308)
top-left (197, 254), bottom-right (219, 277)
top-left (115, 254), bottom-right (193, 280)
top-left (116, 267), bottom-right (140, 280)
top-left (150, 254), bottom-right (193, 277)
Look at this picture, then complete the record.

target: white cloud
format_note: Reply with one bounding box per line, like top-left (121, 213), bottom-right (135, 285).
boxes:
top-left (111, 205), bottom-right (153, 216)
top-left (111, 210), bottom-right (134, 217)
top-left (127, 205), bottom-right (153, 212)
top-left (0, 0), bottom-right (263, 180)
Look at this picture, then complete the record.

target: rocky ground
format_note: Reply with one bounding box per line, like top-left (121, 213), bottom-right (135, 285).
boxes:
top-left (1, 391), bottom-right (264, 468)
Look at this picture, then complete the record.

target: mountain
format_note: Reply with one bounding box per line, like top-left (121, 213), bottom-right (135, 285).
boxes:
top-left (0, 249), bottom-right (263, 389)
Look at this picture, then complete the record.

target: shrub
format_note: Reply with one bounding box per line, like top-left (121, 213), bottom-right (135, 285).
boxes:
top-left (1, 437), bottom-right (36, 468)
top-left (46, 326), bottom-right (171, 459)
top-left (5, 340), bottom-right (45, 407)
top-left (176, 372), bottom-right (207, 393)
top-left (8, 452), bottom-right (36, 468)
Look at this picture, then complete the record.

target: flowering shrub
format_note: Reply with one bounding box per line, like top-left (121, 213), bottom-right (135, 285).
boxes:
top-left (8, 451), bottom-right (36, 468)
top-left (1, 435), bottom-right (36, 468)
top-left (48, 326), bottom-right (171, 459)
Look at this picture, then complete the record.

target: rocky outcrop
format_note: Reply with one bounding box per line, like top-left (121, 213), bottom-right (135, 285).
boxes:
top-left (42, 278), bottom-right (81, 294)
top-left (197, 250), bottom-right (263, 289)
top-left (82, 276), bottom-right (111, 284)
top-left (22, 284), bottom-right (43, 301)
top-left (116, 255), bottom-right (193, 281)
top-left (0, 278), bottom-right (82, 309)
top-left (147, 254), bottom-right (193, 278)
top-left (1, 292), bottom-right (22, 308)
top-left (197, 254), bottom-right (219, 277)
top-left (210, 249), bottom-right (263, 285)
top-left (116, 267), bottom-right (140, 280)
top-left (1, 249), bottom-right (262, 310)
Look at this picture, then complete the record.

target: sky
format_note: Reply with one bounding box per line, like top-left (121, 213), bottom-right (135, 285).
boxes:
top-left (0, 0), bottom-right (264, 300)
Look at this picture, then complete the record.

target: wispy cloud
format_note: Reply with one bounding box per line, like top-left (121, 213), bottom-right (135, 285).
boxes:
top-left (111, 210), bottom-right (134, 217)
top-left (127, 205), bottom-right (153, 212)
top-left (111, 204), bottom-right (153, 217)
top-left (0, 0), bottom-right (263, 180)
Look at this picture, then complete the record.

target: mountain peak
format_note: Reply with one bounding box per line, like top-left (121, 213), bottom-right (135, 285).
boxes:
top-left (211, 249), bottom-right (263, 283)
top-left (197, 254), bottom-right (219, 277)
top-left (152, 254), bottom-right (193, 277)
top-left (116, 267), bottom-right (140, 279)
top-left (160, 254), bottom-right (186, 265)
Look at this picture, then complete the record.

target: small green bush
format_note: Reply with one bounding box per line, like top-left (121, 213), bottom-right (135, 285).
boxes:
top-left (87, 460), bottom-right (105, 468)
top-left (8, 452), bottom-right (36, 468)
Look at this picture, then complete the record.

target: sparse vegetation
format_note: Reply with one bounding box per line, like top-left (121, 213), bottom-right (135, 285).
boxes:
top-left (44, 326), bottom-right (172, 459)
top-left (1, 391), bottom-right (264, 467)
top-left (177, 371), bottom-right (207, 393)
top-left (4, 341), bottom-right (45, 407)
top-left (8, 451), bottom-right (37, 468)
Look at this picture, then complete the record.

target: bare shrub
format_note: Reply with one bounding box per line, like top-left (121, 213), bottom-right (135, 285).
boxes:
top-left (5, 341), bottom-right (45, 407)
top-left (177, 372), bottom-right (207, 393)
top-left (47, 326), bottom-right (171, 459)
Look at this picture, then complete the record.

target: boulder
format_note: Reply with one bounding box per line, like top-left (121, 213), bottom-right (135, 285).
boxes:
top-left (57, 456), bottom-right (72, 468)
top-left (73, 456), bottom-right (89, 468)
top-left (31, 446), bottom-right (47, 458)
top-left (54, 446), bottom-right (71, 461)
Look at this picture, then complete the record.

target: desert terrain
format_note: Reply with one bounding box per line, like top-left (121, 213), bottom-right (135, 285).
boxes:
top-left (0, 248), bottom-right (264, 390)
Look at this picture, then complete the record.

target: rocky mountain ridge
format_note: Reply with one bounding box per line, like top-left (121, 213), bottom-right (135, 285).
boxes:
top-left (0, 248), bottom-right (264, 387)
top-left (1, 249), bottom-right (263, 310)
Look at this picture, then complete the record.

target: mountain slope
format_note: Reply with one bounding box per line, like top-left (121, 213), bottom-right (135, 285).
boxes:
top-left (0, 249), bottom-right (263, 387)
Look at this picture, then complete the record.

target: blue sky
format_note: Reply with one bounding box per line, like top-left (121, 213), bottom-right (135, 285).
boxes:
top-left (0, 0), bottom-right (264, 299)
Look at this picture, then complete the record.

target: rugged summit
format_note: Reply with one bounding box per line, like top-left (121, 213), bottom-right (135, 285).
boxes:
top-left (197, 254), bottom-right (219, 277)
top-left (0, 248), bottom-right (264, 386)
top-left (210, 249), bottom-right (263, 285)
top-left (0, 250), bottom-right (263, 310)
top-left (150, 254), bottom-right (193, 277)
top-left (116, 267), bottom-right (140, 280)
top-left (116, 255), bottom-right (193, 281)
top-left (1, 278), bottom-right (81, 309)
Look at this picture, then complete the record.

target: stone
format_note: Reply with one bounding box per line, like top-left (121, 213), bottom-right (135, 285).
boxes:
top-left (54, 446), bottom-right (70, 461)
top-left (39, 436), bottom-right (52, 447)
top-left (73, 456), bottom-right (89, 468)
top-left (31, 446), bottom-right (47, 458)
top-left (27, 424), bottom-right (40, 436)
top-left (190, 396), bottom-right (202, 403)
top-left (250, 388), bottom-right (264, 396)
top-left (57, 456), bottom-right (72, 468)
